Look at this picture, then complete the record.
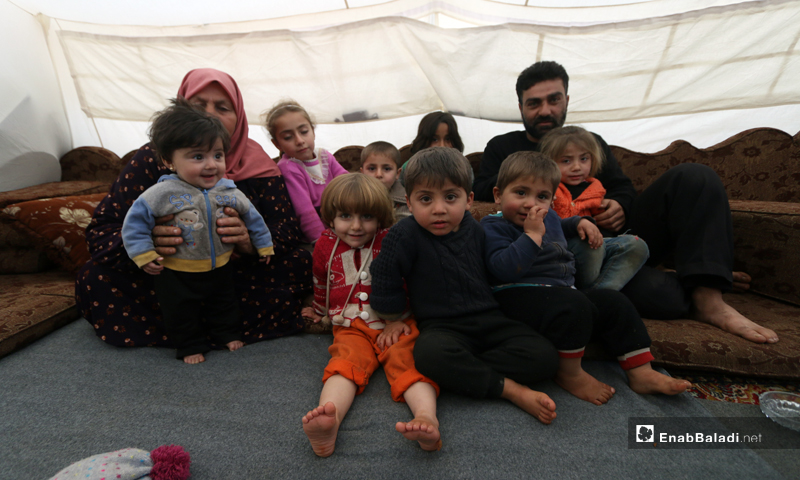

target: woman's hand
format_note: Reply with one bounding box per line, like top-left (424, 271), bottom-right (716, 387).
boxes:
top-left (218, 207), bottom-right (255, 255)
top-left (152, 214), bottom-right (182, 256)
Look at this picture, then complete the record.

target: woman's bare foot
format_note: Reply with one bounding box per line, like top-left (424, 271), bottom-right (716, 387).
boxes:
top-left (227, 340), bottom-right (244, 351)
top-left (626, 363), bottom-right (691, 395)
top-left (692, 286), bottom-right (778, 343)
top-left (183, 353), bottom-right (205, 364)
top-left (302, 402), bottom-right (339, 457)
top-left (555, 369), bottom-right (615, 405)
top-left (732, 271), bottom-right (751, 292)
top-left (501, 378), bottom-right (557, 425)
top-left (396, 416), bottom-right (441, 451)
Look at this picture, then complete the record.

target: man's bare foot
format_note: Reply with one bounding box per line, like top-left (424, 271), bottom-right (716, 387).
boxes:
top-left (396, 416), bottom-right (441, 451)
top-left (302, 402), bottom-right (339, 457)
top-left (183, 353), bottom-right (205, 364)
top-left (227, 340), bottom-right (244, 352)
top-left (501, 378), bottom-right (557, 425)
top-left (555, 369), bottom-right (615, 405)
top-left (692, 286), bottom-right (778, 343)
top-left (627, 363), bottom-right (691, 395)
top-left (732, 271), bottom-right (751, 293)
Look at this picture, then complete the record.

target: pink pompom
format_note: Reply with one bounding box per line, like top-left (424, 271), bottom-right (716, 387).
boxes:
top-left (149, 445), bottom-right (191, 480)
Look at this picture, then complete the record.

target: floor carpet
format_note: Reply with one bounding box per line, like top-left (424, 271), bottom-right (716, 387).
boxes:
top-left (669, 369), bottom-right (800, 405)
top-left (0, 320), bottom-right (791, 479)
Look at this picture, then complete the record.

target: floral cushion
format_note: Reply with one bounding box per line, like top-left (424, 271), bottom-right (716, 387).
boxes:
top-left (0, 193), bottom-right (107, 273)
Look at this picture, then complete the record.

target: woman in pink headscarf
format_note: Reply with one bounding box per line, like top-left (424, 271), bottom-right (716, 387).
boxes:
top-left (76, 68), bottom-right (312, 348)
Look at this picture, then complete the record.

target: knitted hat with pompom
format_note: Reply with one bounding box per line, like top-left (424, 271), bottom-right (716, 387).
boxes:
top-left (49, 445), bottom-right (190, 480)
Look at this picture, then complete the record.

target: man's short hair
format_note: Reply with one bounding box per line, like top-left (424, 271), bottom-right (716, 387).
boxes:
top-left (360, 141), bottom-right (401, 167)
top-left (149, 96), bottom-right (230, 165)
top-left (515, 61), bottom-right (570, 103)
top-left (403, 147), bottom-right (473, 196)
top-left (496, 151), bottom-right (562, 194)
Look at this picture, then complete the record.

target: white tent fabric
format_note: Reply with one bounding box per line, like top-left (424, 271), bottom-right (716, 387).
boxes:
top-left (2, 0), bottom-right (800, 192)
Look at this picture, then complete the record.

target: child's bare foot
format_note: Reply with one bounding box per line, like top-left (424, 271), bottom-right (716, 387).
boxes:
top-left (501, 378), bottom-right (557, 424)
top-left (227, 340), bottom-right (244, 351)
top-left (396, 416), bottom-right (441, 451)
top-left (302, 402), bottom-right (339, 457)
top-left (555, 369), bottom-right (615, 405)
top-left (183, 353), bottom-right (205, 364)
top-left (692, 286), bottom-right (778, 344)
top-left (626, 363), bottom-right (691, 395)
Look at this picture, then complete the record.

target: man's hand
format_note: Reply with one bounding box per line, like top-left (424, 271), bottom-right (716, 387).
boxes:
top-left (152, 214), bottom-right (182, 256)
top-left (577, 219), bottom-right (603, 248)
top-left (218, 207), bottom-right (255, 255)
top-left (593, 199), bottom-right (625, 232)
top-left (376, 319), bottom-right (411, 351)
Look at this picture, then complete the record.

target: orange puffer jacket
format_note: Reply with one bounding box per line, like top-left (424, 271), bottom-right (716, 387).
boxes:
top-left (553, 178), bottom-right (606, 218)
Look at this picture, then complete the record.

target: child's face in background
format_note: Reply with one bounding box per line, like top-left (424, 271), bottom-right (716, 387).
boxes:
top-left (271, 111), bottom-right (316, 161)
top-left (494, 176), bottom-right (554, 228)
top-left (360, 153), bottom-right (398, 189)
top-left (331, 211), bottom-right (379, 249)
top-left (165, 138), bottom-right (226, 190)
top-left (556, 143), bottom-right (593, 186)
top-left (430, 123), bottom-right (453, 148)
top-left (407, 180), bottom-right (473, 236)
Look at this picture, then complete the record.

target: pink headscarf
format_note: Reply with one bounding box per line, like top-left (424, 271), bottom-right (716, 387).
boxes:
top-left (177, 68), bottom-right (281, 181)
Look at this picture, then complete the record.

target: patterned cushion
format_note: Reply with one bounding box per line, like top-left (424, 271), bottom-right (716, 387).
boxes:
top-left (0, 193), bottom-right (107, 273)
top-left (0, 248), bottom-right (54, 274)
top-left (0, 270), bottom-right (79, 359)
top-left (333, 145), bottom-right (363, 173)
top-left (59, 146), bottom-right (126, 183)
top-left (611, 127), bottom-right (800, 203)
top-left (0, 180), bottom-right (109, 209)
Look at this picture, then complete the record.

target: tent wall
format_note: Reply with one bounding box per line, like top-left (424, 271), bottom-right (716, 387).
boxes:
top-left (0, 1), bottom-right (70, 192)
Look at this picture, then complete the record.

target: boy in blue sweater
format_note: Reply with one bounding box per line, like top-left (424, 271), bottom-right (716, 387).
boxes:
top-left (370, 147), bottom-right (560, 425)
top-left (122, 97), bottom-right (273, 364)
top-left (481, 151), bottom-right (690, 400)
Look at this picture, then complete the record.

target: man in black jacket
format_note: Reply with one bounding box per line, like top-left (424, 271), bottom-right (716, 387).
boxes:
top-left (473, 61), bottom-right (778, 344)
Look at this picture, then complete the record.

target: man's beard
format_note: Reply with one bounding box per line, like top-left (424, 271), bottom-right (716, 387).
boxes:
top-left (523, 107), bottom-right (567, 141)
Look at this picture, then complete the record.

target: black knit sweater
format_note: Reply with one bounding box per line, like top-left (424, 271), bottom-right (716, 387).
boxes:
top-left (370, 212), bottom-right (499, 322)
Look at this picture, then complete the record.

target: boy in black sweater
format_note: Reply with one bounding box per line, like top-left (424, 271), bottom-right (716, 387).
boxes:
top-left (370, 147), bottom-right (560, 424)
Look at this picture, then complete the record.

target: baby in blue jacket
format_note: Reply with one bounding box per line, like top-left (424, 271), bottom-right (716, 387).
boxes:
top-left (122, 97), bottom-right (273, 364)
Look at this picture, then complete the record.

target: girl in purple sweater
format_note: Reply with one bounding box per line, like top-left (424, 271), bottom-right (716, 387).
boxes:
top-left (266, 100), bottom-right (348, 245)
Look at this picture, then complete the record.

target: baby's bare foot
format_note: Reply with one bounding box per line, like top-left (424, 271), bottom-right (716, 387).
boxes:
top-left (556, 369), bottom-right (615, 405)
top-left (627, 364), bottom-right (691, 395)
top-left (503, 380), bottom-right (557, 425)
top-left (227, 340), bottom-right (244, 352)
top-left (302, 402), bottom-right (339, 457)
top-left (396, 416), bottom-right (441, 451)
top-left (692, 287), bottom-right (778, 343)
top-left (183, 353), bottom-right (205, 365)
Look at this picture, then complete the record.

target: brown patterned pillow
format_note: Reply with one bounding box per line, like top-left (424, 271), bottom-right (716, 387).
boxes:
top-left (0, 193), bottom-right (107, 273)
top-left (0, 180), bottom-right (110, 209)
top-left (0, 248), bottom-right (54, 274)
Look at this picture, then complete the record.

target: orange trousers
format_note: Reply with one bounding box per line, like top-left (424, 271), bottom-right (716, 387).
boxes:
top-left (323, 317), bottom-right (439, 402)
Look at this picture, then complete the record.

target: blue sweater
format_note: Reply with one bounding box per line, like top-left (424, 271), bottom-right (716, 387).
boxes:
top-left (370, 212), bottom-right (499, 322)
top-left (121, 175), bottom-right (273, 272)
top-left (480, 210), bottom-right (585, 288)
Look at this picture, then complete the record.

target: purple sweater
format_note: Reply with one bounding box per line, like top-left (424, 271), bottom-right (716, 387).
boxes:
top-left (278, 148), bottom-right (348, 243)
